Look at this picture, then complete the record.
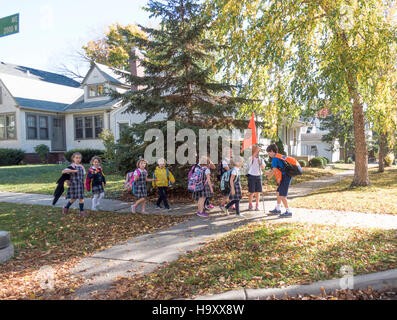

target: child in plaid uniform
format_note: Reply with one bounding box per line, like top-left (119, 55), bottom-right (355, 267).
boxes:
top-left (88, 156), bottom-right (106, 211)
top-left (222, 156), bottom-right (244, 217)
top-left (62, 152), bottom-right (87, 216)
top-left (131, 159), bottom-right (156, 214)
top-left (194, 156), bottom-right (214, 218)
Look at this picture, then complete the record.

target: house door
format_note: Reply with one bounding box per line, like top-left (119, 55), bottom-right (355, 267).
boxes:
top-left (51, 117), bottom-right (66, 151)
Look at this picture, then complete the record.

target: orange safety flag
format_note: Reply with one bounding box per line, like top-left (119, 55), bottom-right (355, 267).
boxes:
top-left (242, 113), bottom-right (257, 151)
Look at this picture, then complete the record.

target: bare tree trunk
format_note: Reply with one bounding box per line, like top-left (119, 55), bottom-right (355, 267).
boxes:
top-left (378, 134), bottom-right (385, 173)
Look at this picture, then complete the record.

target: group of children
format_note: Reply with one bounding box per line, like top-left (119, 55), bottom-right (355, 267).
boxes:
top-left (60, 143), bottom-right (294, 218)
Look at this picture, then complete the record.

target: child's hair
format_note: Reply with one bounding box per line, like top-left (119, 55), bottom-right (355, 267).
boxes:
top-left (266, 144), bottom-right (278, 153)
top-left (137, 158), bottom-right (147, 168)
top-left (231, 156), bottom-right (244, 167)
top-left (157, 158), bottom-right (166, 165)
top-left (90, 156), bottom-right (102, 166)
top-left (71, 152), bottom-right (82, 162)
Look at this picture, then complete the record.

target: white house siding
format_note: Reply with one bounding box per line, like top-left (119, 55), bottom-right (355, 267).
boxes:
top-left (0, 80), bottom-right (22, 150)
top-left (64, 111), bottom-right (108, 151)
top-left (301, 136), bottom-right (340, 162)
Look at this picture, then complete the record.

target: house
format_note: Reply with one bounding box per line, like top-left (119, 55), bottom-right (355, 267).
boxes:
top-left (300, 117), bottom-right (341, 162)
top-left (0, 56), bottom-right (146, 163)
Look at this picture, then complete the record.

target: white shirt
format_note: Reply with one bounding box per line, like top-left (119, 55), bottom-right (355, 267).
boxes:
top-left (247, 157), bottom-right (265, 176)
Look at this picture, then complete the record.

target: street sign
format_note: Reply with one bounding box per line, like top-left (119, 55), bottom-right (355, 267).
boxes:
top-left (0, 13), bottom-right (19, 38)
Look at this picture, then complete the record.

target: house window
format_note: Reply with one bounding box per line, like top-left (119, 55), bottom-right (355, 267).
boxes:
top-left (74, 114), bottom-right (103, 140)
top-left (88, 84), bottom-right (105, 98)
top-left (0, 113), bottom-right (15, 140)
top-left (94, 115), bottom-right (103, 138)
top-left (27, 115), bottom-right (37, 139)
top-left (88, 86), bottom-right (96, 97)
top-left (26, 114), bottom-right (49, 140)
top-left (119, 122), bottom-right (129, 135)
top-left (39, 116), bottom-right (48, 140)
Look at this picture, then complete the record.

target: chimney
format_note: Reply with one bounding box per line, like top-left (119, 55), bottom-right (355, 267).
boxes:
top-left (129, 47), bottom-right (144, 90)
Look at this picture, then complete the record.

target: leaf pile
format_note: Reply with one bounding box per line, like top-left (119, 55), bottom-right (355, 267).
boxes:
top-left (96, 222), bottom-right (397, 300)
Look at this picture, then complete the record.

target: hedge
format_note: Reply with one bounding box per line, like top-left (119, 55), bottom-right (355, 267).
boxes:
top-left (309, 157), bottom-right (325, 167)
top-left (0, 148), bottom-right (25, 166)
top-left (64, 149), bottom-right (105, 164)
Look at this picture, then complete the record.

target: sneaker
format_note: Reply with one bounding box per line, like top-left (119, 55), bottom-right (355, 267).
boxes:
top-left (197, 211), bottom-right (209, 218)
top-left (221, 206), bottom-right (229, 215)
top-left (268, 208), bottom-right (281, 215)
top-left (131, 204), bottom-right (136, 213)
top-left (155, 205), bottom-right (162, 209)
top-left (279, 211), bottom-right (292, 218)
top-left (205, 204), bottom-right (215, 210)
top-left (62, 207), bottom-right (69, 215)
top-left (248, 205), bottom-right (254, 211)
top-left (255, 206), bottom-right (260, 211)
top-left (164, 207), bottom-right (172, 211)
top-left (236, 213), bottom-right (245, 218)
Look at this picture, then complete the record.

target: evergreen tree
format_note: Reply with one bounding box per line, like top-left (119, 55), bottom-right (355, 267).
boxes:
top-left (114, 0), bottom-right (249, 129)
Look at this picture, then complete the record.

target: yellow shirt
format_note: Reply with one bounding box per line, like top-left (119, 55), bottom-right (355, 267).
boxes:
top-left (152, 166), bottom-right (175, 187)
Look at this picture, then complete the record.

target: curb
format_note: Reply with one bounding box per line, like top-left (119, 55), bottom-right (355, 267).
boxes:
top-left (194, 269), bottom-right (397, 300)
top-left (0, 231), bottom-right (11, 249)
top-left (0, 244), bottom-right (14, 264)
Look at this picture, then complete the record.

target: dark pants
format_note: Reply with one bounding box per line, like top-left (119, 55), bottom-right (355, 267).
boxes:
top-left (157, 187), bottom-right (170, 209)
top-left (205, 198), bottom-right (210, 207)
top-left (226, 200), bottom-right (240, 215)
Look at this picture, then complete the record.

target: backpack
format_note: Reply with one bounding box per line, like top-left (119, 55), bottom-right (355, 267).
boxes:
top-left (187, 166), bottom-right (205, 192)
top-left (217, 162), bottom-right (228, 181)
top-left (124, 170), bottom-right (141, 194)
top-left (274, 154), bottom-right (303, 177)
top-left (85, 167), bottom-right (103, 191)
top-left (220, 170), bottom-right (237, 193)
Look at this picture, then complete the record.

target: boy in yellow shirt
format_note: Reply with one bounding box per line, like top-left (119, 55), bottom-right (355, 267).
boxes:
top-left (153, 158), bottom-right (175, 210)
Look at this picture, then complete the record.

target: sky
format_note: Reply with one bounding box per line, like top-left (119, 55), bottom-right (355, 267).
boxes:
top-left (0, 0), bottom-right (155, 74)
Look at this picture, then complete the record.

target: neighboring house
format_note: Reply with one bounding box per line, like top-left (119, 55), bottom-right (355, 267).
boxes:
top-left (256, 118), bottom-right (308, 157)
top-left (0, 57), bottom-right (147, 163)
top-left (300, 117), bottom-right (340, 162)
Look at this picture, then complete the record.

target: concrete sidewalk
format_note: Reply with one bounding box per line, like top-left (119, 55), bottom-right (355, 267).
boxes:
top-left (0, 169), bottom-right (356, 216)
top-left (72, 211), bottom-right (266, 299)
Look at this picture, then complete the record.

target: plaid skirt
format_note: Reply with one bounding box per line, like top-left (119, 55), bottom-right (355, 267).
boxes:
top-left (66, 181), bottom-right (85, 200)
top-left (134, 181), bottom-right (147, 198)
top-left (194, 183), bottom-right (212, 200)
top-left (229, 176), bottom-right (242, 201)
top-left (92, 184), bottom-right (104, 195)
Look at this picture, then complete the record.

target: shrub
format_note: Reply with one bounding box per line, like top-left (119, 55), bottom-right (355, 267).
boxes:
top-left (34, 144), bottom-right (50, 163)
top-left (0, 148), bottom-right (25, 166)
top-left (99, 129), bottom-right (117, 161)
top-left (321, 157), bottom-right (330, 164)
top-left (384, 153), bottom-right (395, 167)
top-left (298, 160), bottom-right (307, 167)
top-left (310, 157), bottom-right (325, 167)
top-left (64, 149), bottom-right (105, 163)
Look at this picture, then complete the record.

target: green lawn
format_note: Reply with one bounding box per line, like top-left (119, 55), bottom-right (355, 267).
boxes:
top-left (0, 202), bottom-right (189, 299)
top-left (97, 221), bottom-right (397, 300)
top-left (290, 167), bottom-right (397, 215)
top-left (0, 164), bottom-right (125, 199)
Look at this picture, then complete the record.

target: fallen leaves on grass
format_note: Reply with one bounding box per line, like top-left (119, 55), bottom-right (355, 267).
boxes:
top-left (0, 202), bottom-right (189, 300)
top-left (95, 222), bottom-right (397, 300)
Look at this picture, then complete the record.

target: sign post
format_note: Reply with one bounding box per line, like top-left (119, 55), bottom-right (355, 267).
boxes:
top-left (0, 13), bottom-right (19, 38)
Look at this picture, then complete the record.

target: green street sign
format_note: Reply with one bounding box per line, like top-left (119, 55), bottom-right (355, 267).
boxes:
top-left (0, 13), bottom-right (19, 38)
